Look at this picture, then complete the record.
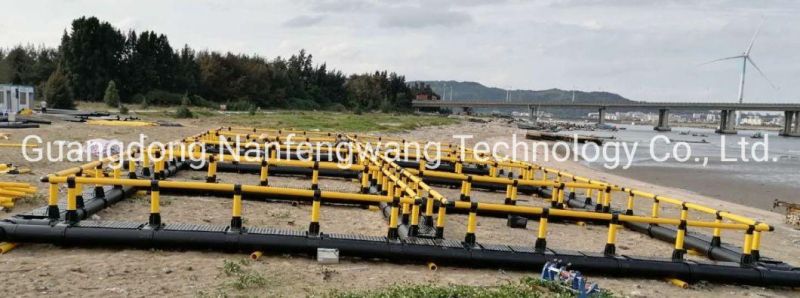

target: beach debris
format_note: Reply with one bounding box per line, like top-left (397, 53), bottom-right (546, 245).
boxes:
top-left (87, 119), bottom-right (157, 127)
top-left (540, 260), bottom-right (600, 298)
top-left (773, 199), bottom-right (800, 227)
top-left (0, 181), bottom-right (37, 209)
top-left (0, 164), bottom-right (31, 175)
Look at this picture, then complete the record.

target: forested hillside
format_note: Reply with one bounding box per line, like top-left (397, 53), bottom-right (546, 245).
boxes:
top-left (416, 80), bottom-right (633, 104)
top-left (0, 17), bottom-right (428, 111)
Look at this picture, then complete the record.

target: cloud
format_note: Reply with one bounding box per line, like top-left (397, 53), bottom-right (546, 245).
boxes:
top-left (283, 15), bottom-right (326, 28)
top-left (378, 8), bottom-right (473, 28)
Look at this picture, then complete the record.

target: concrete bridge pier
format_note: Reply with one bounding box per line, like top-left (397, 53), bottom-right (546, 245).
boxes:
top-left (781, 111), bottom-right (800, 137)
top-left (715, 109), bottom-right (738, 135)
top-left (597, 107), bottom-right (606, 125)
top-left (528, 106), bottom-right (539, 123)
top-left (654, 108), bottom-right (671, 132)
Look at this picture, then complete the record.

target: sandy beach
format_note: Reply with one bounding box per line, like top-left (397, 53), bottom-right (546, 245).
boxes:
top-left (2, 118), bottom-right (799, 297)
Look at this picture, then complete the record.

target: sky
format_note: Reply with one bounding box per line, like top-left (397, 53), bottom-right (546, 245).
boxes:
top-left (1, 0), bottom-right (798, 102)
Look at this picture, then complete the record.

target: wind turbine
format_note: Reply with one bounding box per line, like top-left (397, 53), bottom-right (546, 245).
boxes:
top-left (700, 21), bottom-right (778, 104)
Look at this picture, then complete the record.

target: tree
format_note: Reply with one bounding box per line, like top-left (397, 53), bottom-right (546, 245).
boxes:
top-left (60, 17), bottom-right (126, 101)
top-left (45, 67), bottom-right (74, 109)
top-left (103, 80), bottom-right (120, 107)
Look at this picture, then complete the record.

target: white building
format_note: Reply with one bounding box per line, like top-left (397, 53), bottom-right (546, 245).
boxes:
top-left (740, 115), bottom-right (763, 126)
top-left (0, 84), bottom-right (35, 115)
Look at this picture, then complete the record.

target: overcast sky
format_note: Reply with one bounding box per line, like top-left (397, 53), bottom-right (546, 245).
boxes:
top-left (1, 0), bottom-right (798, 102)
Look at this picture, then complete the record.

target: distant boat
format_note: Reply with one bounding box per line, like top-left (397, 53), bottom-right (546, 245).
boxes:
top-left (751, 132), bottom-right (764, 139)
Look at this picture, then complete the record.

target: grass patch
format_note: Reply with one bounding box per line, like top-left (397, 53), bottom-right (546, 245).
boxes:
top-left (75, 101), bottom-right (458, 132)
top-left (197, 259), bottom-right (272, 297)
top-left (210, 110), bottom-right (457, 132)
top-left (326, 277), bottom-right (613, 298)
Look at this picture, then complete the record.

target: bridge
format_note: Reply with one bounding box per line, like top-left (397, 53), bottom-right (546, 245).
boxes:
top-left (412, 100), bottom-right (800, 136)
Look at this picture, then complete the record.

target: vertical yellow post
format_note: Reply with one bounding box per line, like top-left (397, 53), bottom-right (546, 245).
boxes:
top-left (435, 199), bottom-right (448, 238)
top-left (504, 183), bottom-right (513, 205)
top-left (65, 176), bottom-right (78, 224)
top-left (670, 204), bottom-right (690, 261)
top-left (604, 214), bottom-right (619, 256)
top-left (142, 149), bottom-right (151, 177)
top-left (409, 197), bottom-right (421, 237)
top-left (231, 184), bottom-right (243, 230)
top-left (601, 187), bottom-right (611, 213)
top-left (535, 208), bottom-right (549, 252)
top-left (625, 191), bottom-right (635, 215)
top-left (360, 165), bottom-right (369, 193)
top-left (741, 225), bottom-right (754, 265)
top-left (259, 159), bottom-right (269, 186)
top-left (206, 155), bottom-right (217, 183)
top-left (149, 180), bottom-right (161, 227)
top-left (751, 230), bottom-right (761, 261)
top-left (711, 213), bottom-right (722, 247)
top-left (309, 190), bottom-right (321, 235)
top-left (401, 194), bottom-right (411, 225)
top-left (128, 151), bottom-right (138, 179)
top-left (459, 177), bottom-right (472, 201)
top-left (424, 193), bottom-right (435, 225)
top-left (651, 197), bottom-right (660, 218)
top-left (311, 161), bottom-right (320, 190)
top-left (464, 202), bottom-right (478, 245)
top-left (113, 159), bottom-right (122, 180)
top-left (388, 196), bottom-right (400, 240)
top-left (47, 182), bottom-right (60, 220)
top-left (556, 183), bottom-right (566, 209)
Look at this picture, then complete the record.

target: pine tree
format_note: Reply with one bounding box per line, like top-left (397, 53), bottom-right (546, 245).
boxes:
top-left (103, 80), bottom-right (120, 107)
top-left (45, 67), bottom-right (74, 109)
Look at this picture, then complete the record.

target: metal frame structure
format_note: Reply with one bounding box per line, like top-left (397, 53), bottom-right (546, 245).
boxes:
top-left (1, 127), bottom-right (799, 287)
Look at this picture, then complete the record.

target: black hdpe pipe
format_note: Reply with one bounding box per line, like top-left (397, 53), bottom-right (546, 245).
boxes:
top-left (552, 188), bottom-right (792, 270)
top-left (7, 161), bottom-right (188, 226)
top-left (1, 221), bottom-right (799, 287)
top-left (213, 162), bottom-right (359, 179)
top-left (395, 161), bottom-right (490, 176)
top-left (417, 176), bottom-right (539, 195)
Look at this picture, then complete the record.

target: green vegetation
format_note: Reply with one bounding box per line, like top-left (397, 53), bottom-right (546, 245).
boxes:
top-left (326, 277), bottom-right (613, 298)
top-left (103, 80), bottom-right (120, 107)
top-left (1, 16), bottom-right (435, 112)
top-left (197, 259), bottom-right (271, 298)
top-left (43, 67), bottom-right (74, 109)
top-left (210, 110), bottom-right (458, 132)
top-left (416, 80), bottom-right (631, 104)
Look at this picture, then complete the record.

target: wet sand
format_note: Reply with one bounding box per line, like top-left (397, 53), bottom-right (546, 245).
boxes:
top-left (608, 165), bottom-right (799, 210)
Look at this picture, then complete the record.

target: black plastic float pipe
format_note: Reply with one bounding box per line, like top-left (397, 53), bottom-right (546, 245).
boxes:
top-left (1, 222), bottom-right (799, 287)
top-left (212, 163), bottom-right (359, 179)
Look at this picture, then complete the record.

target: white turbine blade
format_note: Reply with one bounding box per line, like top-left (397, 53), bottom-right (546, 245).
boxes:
top-left (745, 20), bottom-right (765, 55)
top-left (747, 56), bottom-right (779, 89)
top-left (697, 55), bottom-right (743, 66)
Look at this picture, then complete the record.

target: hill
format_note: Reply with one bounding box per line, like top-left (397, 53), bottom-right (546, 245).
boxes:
top-left (413, 80), bottom-right (635, 104)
